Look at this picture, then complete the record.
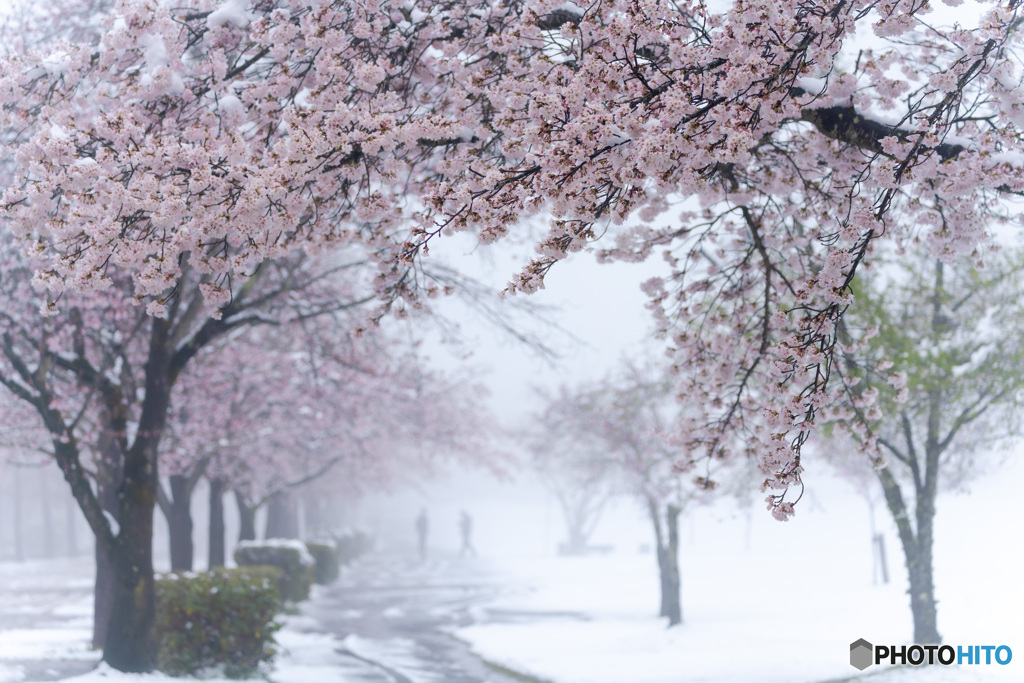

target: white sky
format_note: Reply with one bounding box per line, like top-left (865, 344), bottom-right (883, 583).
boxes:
top-left (423, 230), bottom-right (667, 421)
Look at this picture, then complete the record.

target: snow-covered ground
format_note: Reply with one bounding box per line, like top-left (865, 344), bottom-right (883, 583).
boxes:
top-left (457, 553), bottom-right (1019, 683)
top-left (1, 460), bottom-right (1021, 683)
top-left (451, 459), bottom-right (1024, 683)
top-left (0, 561), bottom-right (357, 683)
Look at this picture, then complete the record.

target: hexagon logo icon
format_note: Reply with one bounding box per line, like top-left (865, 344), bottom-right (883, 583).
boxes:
top-left (850, 638), bottom-right (873, 670)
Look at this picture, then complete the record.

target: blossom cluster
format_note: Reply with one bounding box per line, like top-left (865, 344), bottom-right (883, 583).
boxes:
top-left (2, 0), bottom-right (1022, 516)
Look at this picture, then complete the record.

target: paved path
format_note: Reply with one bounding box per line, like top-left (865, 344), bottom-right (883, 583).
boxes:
top-left (0, 558), bottom-right (99, 682)
top-left (294, 553), bottom-right (536, 683)
top-left (0, 553), bottom-right (547, 683)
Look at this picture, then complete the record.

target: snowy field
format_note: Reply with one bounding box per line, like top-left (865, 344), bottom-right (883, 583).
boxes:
top-left (450, 456), bottom-right (1024, 683)
top-left (0, 458), bottom-right (1021, 683)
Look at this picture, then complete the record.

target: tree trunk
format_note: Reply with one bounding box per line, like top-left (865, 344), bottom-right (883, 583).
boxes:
top-left (102, 491), bottom-right (157, 671)
top-left (873, 533), bottom-right (890, 584)
top-left (66, 492), bottom-right (79, 556)
top-left (167, 474), bottom-right (195, 571)
top-left (236, 490), bottom-right (256, 542)
top-left (876, 462), bottom-right (941, 645)
top-left (102, 317), bottom-right (174, 672)
top-left (13, 466), bottom-right (24, 562)
top-left (304, 494), bottom-right (323, 538)
top-left (208, 478), bottom-right (226, 568)
top-left (93, 542), bottom-right (114, 649)
top-left (40, 469), bottom-right (55, 558)
top-left (648, 498), bottom-right (683, 627)
top-left (101, 456), bottom-right (158, 672)
top-left (907, 541), bottom-right (940, 643)
top-left (662, 504), bottom-right (682, 627)
top-left (265, 490), bottom-right (298, 539)
top-left (92, 443), bottom-right (122, 651)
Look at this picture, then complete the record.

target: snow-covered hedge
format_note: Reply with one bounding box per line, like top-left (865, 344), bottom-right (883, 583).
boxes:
top-left (155, 566), bottom-right (282, 678)
top-left (234, 539), bottom-right (315, 602)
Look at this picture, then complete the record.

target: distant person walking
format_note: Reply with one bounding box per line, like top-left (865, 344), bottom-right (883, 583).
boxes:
top-left (459, 510), bottom-right (476, 557)
top-left (415, 508), bottom-right (429, 561)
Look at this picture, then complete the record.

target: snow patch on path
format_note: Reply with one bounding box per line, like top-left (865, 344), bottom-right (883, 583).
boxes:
top-left (0, 627), bottom-right (97, 661)
top-left (0, 664), bottom-right (24, 683)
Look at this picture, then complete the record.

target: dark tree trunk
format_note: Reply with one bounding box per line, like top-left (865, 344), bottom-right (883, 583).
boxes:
top-left (265, 490), bottom-right (298, 539)
top-left (94, 542), bottom-right (114, 649)
top-left (167, 474), bottom-right (195, 571)
top-left (648, 498), bottom-right (683, 627)
top-left (877, 460), bottom-right (941, 645)
top-left (102, 468), bottom-right (157, 672)
top-left (101, 318), bottom-right (174, 672)
top-left (235, 491), bottom-right (256, 542)
top-left (907, 541), bottom-right (939, 644)
top-left (92, 443), bottom-right (122, 651)
top-left (208, 478), bottom-right (226, 568)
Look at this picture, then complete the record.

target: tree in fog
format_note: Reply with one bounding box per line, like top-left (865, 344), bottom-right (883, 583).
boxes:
top-left (157, 299), bottom-right (419, 568)
top-left (824, 251), bottom-right (1024, 644)
top-left (0, 231), bottom-right (398, 667)
top-left (532, 363), bottom-right (715, 626)
top-left (528, 385), bottom-right (615, 555)
top-left (169, 319), bottom-right (490, 559)
top-left (0, 230), bottom-right (498, 667)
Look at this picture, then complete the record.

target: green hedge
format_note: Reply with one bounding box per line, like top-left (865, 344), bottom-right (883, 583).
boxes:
top-left (234, 539), bottom-right (315, 602)
top-left (336, 529), bottom-right (374, 565)
top-left (155, 567), bottom-right (282, 678)
top-left (305, 540), bottom-right (341, 585)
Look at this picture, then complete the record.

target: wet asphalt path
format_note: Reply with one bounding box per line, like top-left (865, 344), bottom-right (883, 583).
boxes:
top-left (0, 558), bottom-right (99, 681)
top-left (295, 553), bottom-right (537, 683)
top-left (0, 554), bottom-right (548, 683)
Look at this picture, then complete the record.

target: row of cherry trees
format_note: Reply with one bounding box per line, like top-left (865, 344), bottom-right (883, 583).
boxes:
top-left (0, 232), bottom-right (490, 666)
top-left (534, 248), bottom-right (1024, 643)
top-left (159, 304), bottom-right (487, 571)
top-left (3, 0), bottom-right (1024, 671)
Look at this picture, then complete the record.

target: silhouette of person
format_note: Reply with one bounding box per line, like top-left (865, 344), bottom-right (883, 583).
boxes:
top-left (415, 508), bottom-right (428, 561)
top-left (459, 510), bottom-right (476, 557)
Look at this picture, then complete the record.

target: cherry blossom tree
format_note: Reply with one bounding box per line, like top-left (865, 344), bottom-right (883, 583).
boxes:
top-left (532, 362), bottom-right (716, 626)
top-left (823, 249), bottom-right (1024, 644)
top-left (528, 399), bottom-right (616, 556)
top-left (166, 312), bottom-right (490, 563)
top-left (2, 4), bottom-right (1024, 664)
top-left (5, 0), bottom-right (1022, 525)
top-left (155, 302), bottom-right (369, 569)
top-left (0, 230), bottom-right (379, 668)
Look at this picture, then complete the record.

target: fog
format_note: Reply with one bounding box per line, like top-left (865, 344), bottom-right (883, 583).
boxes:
top-left (4, 215), bottom-right (1024, 682)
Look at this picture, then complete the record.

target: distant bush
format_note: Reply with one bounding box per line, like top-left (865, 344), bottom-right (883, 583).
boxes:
top-left (336, 529), bottom-right (374, 565)
top-left (154, 567), bottom-right (282, 678)
top-left (305, 540), bottom-right (341, 585)
top-left (234, 539), bottom-right (315, 602)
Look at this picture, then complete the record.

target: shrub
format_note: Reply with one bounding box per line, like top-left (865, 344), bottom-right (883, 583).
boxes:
top-left (336, 529), bottom-right (374, 565)
top-left (154, 567), bottom-right (282, 679)
top-left (305, 540), bottom-right (341, 585)
top-left (234, 539), bottom-right (315, 602)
